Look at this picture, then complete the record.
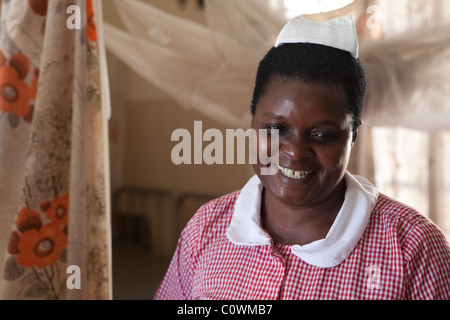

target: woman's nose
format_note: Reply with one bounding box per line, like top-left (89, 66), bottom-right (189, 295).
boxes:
top-left (281, 137), bottom-right (315, 161)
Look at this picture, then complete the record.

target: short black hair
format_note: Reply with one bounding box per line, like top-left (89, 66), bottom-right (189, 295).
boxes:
top-left (250, 43), bottom-right (367, 132)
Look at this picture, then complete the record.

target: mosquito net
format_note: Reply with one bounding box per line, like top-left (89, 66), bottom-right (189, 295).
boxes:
top-left (104, 0), bottom-right (450, 130)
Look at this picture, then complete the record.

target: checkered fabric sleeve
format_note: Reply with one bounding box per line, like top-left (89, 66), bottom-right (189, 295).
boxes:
top-left (401, 217), bottom-right (450, 299)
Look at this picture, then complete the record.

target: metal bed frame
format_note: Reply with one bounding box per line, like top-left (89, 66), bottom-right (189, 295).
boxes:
top-left (111, 186), bottom-right (218, 255)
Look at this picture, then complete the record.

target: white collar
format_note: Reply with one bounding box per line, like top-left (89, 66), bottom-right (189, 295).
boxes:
top-left (226, 172), bottom-right (379, 268)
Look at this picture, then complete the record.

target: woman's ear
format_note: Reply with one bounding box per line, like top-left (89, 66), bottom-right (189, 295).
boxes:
top-left (351, 119), bottom-right (363, 147)
top-left (351, 130), bottom-right (358, 147)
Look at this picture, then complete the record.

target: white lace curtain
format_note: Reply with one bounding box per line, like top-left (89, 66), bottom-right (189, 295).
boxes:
top-left (104, 0), bottom-right (450, 237)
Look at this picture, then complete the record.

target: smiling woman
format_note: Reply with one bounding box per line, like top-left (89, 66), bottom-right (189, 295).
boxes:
top-left (252, 79), bottom-right (354, 245)
top-left (154, 14), bottom-right (450, 300)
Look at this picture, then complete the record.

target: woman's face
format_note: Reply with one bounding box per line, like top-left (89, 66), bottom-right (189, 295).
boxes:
top-left (251, 76), bottom-right (356, 209)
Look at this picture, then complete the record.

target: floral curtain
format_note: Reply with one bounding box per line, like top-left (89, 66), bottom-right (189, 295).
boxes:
top-left (0, 0), bottom-right (111, 300)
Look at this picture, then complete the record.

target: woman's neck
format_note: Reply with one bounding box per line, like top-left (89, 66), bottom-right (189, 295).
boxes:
top-left (261, 179), bottom-right (347, 246)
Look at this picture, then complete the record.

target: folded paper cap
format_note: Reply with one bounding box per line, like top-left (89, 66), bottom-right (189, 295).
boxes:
top-left (275, 15), bottom-right (359, 58)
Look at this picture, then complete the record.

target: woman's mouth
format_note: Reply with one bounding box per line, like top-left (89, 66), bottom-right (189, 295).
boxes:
top-left (277, 164), bottom-right (313, 180)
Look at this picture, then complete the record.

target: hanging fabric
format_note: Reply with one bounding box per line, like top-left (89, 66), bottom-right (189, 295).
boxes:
top-left (104, 0), bottom-right (450, 131)
top-left (0, 0), bottom-right (112, 300)
top-left (104, 0), bottom-right (286, 128)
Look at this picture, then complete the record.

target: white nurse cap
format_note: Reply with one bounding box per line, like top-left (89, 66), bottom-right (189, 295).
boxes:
top-left (274, 15), bottom-right (359, 59)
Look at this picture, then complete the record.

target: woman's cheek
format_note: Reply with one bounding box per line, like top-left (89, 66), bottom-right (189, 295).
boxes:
top-left (257, 130), bottom-right (279, 176)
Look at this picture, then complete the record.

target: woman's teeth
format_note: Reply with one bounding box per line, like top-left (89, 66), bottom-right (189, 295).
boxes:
top-left (277, 165), bottom-right (312, 180)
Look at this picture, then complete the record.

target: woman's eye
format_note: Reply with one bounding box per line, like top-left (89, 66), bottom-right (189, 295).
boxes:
top-left (311, 132), bottom-right (335, 142)
top-left (265, 124), bottom-right (279, 131)
top-left (264, 124), bottom-right (283, 136)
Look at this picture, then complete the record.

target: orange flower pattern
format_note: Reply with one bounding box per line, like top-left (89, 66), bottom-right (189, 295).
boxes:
top-left (1, 0), bottom-right (107, 300)
top-left (17, 207), bottom-right (42, 232)
top-left (28, 0), bottom-right (48, 16)
top-left (7, 194), bottom-right (69, 269)
top-left (17, 222), bottom-right (68, 268)
top-left (0, 50), bottom-right (38, 123)
top-left (86, 0), bottom-right (98, 42)
top-left (40, 194), bottom-right (69, 226)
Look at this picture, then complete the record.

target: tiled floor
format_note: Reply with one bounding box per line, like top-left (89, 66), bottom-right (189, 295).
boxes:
top-left (112, 241), bottom-right (170, 300)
